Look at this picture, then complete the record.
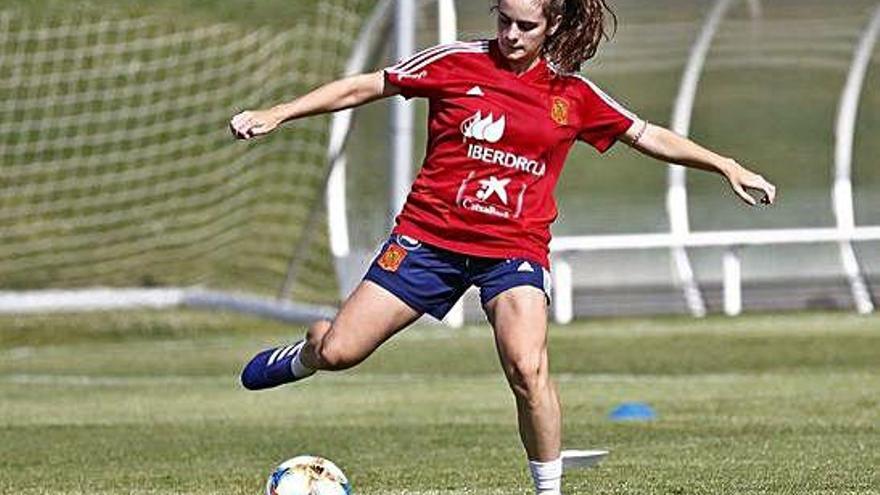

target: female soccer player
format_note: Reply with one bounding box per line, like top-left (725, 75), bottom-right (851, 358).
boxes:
top-left (231, 0), bottom-right (776, 493)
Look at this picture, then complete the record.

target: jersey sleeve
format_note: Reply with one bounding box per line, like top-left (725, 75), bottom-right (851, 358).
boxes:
top-left (574, 77), bottom-right (637, 153)
top-left (384, 41), bottom-right (485, 99)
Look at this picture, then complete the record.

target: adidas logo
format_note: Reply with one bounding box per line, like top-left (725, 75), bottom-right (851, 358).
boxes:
top-left (467, 86), bottom-right (485, 96)
top-left (517, 262), bottom-right (534, 273)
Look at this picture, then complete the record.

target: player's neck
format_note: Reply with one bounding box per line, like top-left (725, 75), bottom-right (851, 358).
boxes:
top-left (506, 55), bottom-right (542, 76)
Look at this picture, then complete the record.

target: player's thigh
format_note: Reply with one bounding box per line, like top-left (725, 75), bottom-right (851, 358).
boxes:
top-left (319, 280), bottom-right (422, 364)
top-left (485, 286), bottom-right (550, 379)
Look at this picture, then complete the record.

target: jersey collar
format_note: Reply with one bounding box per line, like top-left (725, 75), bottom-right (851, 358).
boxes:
top-left (488, 39), bottom-right (549, 83)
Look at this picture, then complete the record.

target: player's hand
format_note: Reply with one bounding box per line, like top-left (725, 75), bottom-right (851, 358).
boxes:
top-left (725, 160), bottom-right (777, 206)
top-left (229, 110), bottom-right (280, 140)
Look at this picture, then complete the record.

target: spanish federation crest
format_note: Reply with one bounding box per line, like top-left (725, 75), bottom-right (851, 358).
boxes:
top-left (378, 244), bottom-right (407, 272)
top-left (551, 97), bottom-right (569, 126)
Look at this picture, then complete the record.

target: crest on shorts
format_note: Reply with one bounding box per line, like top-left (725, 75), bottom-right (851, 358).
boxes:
top-left (551, 97), bottom-right (569, 126)
top-left (378, 244), bottom-right (407, 272)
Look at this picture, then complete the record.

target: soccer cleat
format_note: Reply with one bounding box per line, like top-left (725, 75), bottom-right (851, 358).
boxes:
top-left (240, 340), bottom-right (310, 390)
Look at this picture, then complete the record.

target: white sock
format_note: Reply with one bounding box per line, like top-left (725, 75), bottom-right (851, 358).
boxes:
top-left (529, 457), bottom-right (562, 495)
top-left (289, 341), bottom-right (316, 379)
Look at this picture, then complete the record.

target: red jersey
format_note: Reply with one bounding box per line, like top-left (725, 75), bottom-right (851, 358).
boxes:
top-left (385, 40), bottom-right (636, 268)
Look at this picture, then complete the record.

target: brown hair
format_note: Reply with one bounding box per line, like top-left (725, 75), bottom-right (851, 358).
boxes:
top-left (541, 0), bottom-right (617, 73)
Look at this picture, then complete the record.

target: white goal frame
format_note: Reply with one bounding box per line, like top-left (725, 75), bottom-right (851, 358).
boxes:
top-left (326, 0), bottom-right (880, 326)
top-left (549, 0), bottom-right (880, 322)
top-left (3, 2), bottom-right (874, 323)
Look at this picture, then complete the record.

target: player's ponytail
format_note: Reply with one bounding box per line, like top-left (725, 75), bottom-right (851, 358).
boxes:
top-left (541, 0), bottom-right (617, 73)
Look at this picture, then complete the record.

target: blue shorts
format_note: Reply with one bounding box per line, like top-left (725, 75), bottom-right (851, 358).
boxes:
top-left (363, 235), bottom-right (552, 320)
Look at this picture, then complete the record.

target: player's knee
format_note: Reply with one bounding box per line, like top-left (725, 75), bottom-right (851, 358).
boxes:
top-left (316, 343), bottom-right (360, 371)
top-left (505, 354), bottom-right (548, 401)
top-left (314, 328), bottom-right (362, 371)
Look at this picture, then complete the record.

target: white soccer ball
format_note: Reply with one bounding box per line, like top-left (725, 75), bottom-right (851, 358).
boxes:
top-left (266, 455), bottom-right (352, 495)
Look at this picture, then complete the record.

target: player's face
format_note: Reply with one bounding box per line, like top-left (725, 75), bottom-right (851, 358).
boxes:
top-left (494, 0), bottom-right (555, 70)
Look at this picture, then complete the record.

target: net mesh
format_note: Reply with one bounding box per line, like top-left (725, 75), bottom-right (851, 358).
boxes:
top-left (0, 2), bottom-right (371, 304)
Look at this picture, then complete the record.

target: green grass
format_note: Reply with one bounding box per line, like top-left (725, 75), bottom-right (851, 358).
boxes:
top-left (1, 310), bottom-right (878, 494)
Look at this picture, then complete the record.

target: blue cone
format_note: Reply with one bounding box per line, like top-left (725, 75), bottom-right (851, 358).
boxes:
top-left (609, 402), bottom-right (656, 421)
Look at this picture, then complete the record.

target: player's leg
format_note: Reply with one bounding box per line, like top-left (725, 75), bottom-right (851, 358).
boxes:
top-left (300, 280), bottom-right (422, 370)
top-left (241, 234), bottom-right (467, 391)
top-left (475, 259), bottom-right (562, 494)
top-left (485, 286), bottom-right (561, 462)
top-left (240, 280), bottom-right (421, 390)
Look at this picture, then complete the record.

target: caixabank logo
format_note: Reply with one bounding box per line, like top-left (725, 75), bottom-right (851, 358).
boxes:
top-left (456, 171), bottom-right (523, 220)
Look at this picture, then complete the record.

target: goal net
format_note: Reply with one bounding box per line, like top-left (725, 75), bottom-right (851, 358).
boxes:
top-left (0, 2), bottom-right (371, 315)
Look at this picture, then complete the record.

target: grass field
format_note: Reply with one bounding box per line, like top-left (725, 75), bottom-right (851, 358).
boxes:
top-left (1, 310), bottom-right (878, 494)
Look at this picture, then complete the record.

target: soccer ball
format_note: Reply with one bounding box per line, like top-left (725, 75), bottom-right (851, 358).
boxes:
top-left (266, 455), bottom-right (352, 495)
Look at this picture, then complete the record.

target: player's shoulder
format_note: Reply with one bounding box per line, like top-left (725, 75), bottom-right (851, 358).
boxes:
top-left (547, 63), bottom-right (604, 95)
top-left (414, 40), bottom-right (491, 58)
top-left (387, 40), bottom-right (491, 75)
top-left (548, 63), bottom-right (637, 117)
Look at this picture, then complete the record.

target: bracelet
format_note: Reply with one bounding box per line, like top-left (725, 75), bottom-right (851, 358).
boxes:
top-left (631, 119), bottom-right (649, 146)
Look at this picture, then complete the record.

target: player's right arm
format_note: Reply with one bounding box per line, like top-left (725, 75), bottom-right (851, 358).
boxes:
top-left (230, 71), bottom-right (401, 140)
top-left (620, 122), bottom-right (777, 207)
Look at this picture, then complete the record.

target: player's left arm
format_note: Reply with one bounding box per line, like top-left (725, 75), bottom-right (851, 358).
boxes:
top-left (230, 71), bottom-right (399, 140)
top-left (619, 121), bottom-right (777, 206)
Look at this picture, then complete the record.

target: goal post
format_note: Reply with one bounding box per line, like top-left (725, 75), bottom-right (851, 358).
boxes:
top-left (336, 0), bottom-right (880, 322)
